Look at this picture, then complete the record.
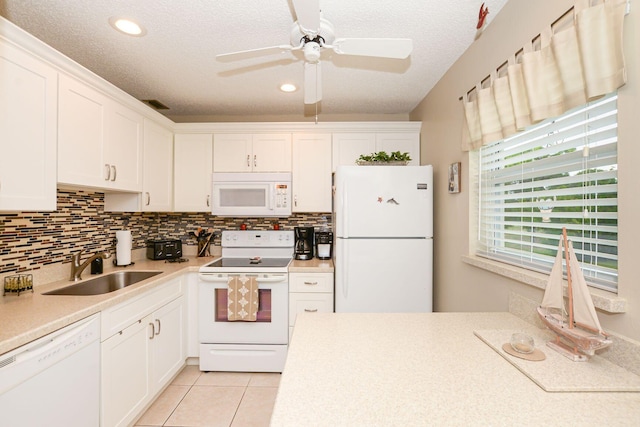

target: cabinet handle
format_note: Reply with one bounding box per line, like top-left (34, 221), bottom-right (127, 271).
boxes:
top-left (254, 154), bottom-right (257, 168)
top-left (111, 165), bottom-right (117, 181)
top-left (304, 308), bottom-right (318, 312)
top-left (206, 195), bottom-right (210, 207)
top-left (303, 281), bottom-right (318, 286)
top-left (145, 192), bottom-right (151, 206)
top-left (246, 154), bottom-right (250, 167)
top-left (155, 319), bottom-right (161, 335)
top-left (104, 164), bottom-right (111, 181)
top-left (149, 322), bottom-right (155, 339)
top-left (294, 195), bottom-right (297, 207)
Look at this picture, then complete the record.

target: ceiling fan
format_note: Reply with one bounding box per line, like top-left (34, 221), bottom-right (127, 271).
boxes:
top-left (216, 0), bottom-right (413, 105)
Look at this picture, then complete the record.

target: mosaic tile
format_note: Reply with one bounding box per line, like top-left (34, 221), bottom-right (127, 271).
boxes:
top-left (0, 190), bottom-right (331, 275)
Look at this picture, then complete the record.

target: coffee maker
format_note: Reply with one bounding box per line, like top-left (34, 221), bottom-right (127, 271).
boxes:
top-left (315, 231), bottom-right (333, 260)
top-left (294, 227), bottom-right (314, 260)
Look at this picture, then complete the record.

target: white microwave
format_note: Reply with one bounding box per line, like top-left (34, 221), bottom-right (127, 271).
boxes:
top-left (211, 172), bottom-right (292, 217)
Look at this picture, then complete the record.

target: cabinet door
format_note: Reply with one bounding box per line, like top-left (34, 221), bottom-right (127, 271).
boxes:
top-left (58, 73), bottom-right (107, 188)
top-left (289, 293), bottom-right (334, 327)
top-left (213, 134), bottom-right (252, 172)
top-left (252, 134), bottom-right (292, 172)
top-left (332, 133), bottom-right (376, 172)
top-left (292, 134), bottom-right (332, 212)
top-left (376, 133), bottom-right (420, 165)
top-left (0, 40), bottom-right (57, 211)
top-left (289, 272), bottom-right (334, 293)
top-left (143, 119), bottom-right (173, 211)
top-left (101, 316), bottom-right (151, 427)
top-left (149, 297), bottom-right (185, 393)
top-left (174, 134), bottom-right (213, 211)
top-left (104, 101), bottom-right (143, 191)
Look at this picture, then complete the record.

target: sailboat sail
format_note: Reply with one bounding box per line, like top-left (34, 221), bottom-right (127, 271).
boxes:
top-left (567, 240), bottom-right (605, 334)
top-left (540, 239), bottom-right (567, 314)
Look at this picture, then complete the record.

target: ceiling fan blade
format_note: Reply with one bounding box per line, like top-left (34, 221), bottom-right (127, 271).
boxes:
top-left (216, 45), bottom-right (294, 62)
top-left (304, 61), bottom-right (322, 104)
top-left (330, 38), bottom-right (413, 59)
top-left (292, 0), bottom-right (320, 35)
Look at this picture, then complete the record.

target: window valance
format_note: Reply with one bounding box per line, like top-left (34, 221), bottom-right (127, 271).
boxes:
top-left (462, 0), bottom-right (628, 151)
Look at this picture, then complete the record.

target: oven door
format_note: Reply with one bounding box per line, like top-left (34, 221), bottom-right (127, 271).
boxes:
top-left (198, 273), bottom-right (288, 344)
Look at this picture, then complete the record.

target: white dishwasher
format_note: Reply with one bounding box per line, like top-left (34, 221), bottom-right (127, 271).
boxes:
top-left (0, 313), bottom-right (100, 427)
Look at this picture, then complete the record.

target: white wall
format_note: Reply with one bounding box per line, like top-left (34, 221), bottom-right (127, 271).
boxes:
top-left (410, 0), bottom-right (640, 342)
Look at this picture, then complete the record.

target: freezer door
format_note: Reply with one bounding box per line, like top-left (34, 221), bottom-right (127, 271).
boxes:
top-left (334, 238), bottom-right (433, 313)
top-left (335, 165), bottom-right (432, 238)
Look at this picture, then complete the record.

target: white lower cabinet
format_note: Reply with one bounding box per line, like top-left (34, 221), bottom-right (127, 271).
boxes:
top-left (101, 314), bottom-right (151, 427)
top-left (150, 296), bottom-right (186, 391)
top-left (288, 272), bottom-right (334, 340)
top-left (100, 277), bottom-right (185, 427)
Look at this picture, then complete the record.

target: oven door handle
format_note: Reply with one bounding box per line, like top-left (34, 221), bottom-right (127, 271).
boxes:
top-left (198, 274), bottom-right (287, 283)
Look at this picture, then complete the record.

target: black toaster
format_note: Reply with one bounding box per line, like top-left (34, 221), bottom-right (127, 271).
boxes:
top-left (146, 239), bottom-right (183, 260)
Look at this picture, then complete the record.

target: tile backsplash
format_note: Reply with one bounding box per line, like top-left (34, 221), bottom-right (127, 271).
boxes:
top-left (0, 189), bottom-right (331, 275)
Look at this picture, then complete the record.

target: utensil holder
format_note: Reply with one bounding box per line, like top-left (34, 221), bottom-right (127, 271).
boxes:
top-left (197, 234), bottom-right (212, 257)
top-left (3, 274), bottom-right (33, 296)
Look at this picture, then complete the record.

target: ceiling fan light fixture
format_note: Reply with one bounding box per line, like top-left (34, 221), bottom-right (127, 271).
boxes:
top-left (109, 16), bottom-right (146, 37)
top-left (280, 83), bottom-right (297, 93)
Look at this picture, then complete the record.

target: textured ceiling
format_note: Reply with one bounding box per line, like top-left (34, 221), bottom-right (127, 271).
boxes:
top-left (0, 0), bottom-right (509, 121)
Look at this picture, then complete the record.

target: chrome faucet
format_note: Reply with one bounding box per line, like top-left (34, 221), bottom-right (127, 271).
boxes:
top-left (70, 250), bottom-right (110, 281)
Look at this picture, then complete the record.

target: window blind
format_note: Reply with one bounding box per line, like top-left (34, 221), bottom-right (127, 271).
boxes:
top-left (477, 93), bottom-right (618, 292)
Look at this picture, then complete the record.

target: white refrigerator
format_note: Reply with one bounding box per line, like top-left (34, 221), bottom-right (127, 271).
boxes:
top-left (334, 165), bottom-right (433, 313)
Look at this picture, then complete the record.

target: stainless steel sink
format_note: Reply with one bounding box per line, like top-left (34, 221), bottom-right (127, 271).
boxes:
top-left (44, 271), bottom-right (162, 296)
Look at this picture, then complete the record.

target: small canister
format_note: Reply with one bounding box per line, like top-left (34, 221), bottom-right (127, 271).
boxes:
top-left (91, 257), bottom-right (103, 274)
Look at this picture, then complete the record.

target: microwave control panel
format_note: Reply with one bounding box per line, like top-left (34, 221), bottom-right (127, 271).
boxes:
top-left (275, 183), bottom-right (289, 208)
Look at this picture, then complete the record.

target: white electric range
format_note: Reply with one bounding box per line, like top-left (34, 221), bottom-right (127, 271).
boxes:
top-left (198, 230), bottom-right (294, 372)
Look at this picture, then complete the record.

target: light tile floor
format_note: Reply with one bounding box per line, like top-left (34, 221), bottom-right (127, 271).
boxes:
top-left (134, 366), bottom-right (280, 427)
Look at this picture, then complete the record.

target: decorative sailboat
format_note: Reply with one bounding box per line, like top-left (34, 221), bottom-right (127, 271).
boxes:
top-left (537, 228), bottom-right (612, 361)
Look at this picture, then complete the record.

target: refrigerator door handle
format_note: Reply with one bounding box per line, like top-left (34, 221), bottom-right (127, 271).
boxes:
top-left (341, 181), bottom-right (349, 238)
top-left (340, 241), bottom-right (348, 299)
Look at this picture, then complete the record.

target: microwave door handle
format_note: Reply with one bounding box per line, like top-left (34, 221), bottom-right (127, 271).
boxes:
top-left (269, 185), bottom-right (275, 211)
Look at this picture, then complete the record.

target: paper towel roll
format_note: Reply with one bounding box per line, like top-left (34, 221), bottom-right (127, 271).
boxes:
top-left (115, 230), bottom-right (132, 266)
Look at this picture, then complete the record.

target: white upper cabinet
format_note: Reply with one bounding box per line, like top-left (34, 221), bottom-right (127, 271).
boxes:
top-left (213, 133), bottom-right (292, 172)
top-left (331, 133), bottom-right (376, 171)
top-left (104, 100), bottom-right (143, 191)
top-left (142, 119), bottom-right (173, 211)
top-left (58, 74), bottom-right (107, 188)
top-left (58, 73), bottom-right (143, 191)
top-left (174, 134), bottom-right (213, 212)
top-left (375, 133), bottom-right (420, 166)
top-left (292, 133), bottom-right (332, 213)
top-left (0, 39), bottom-right (57, 211)
top-left (332, 132), bottom-right (420, 171)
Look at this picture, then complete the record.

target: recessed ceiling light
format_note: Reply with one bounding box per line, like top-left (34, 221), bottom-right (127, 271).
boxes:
top-left (109, 16), bottom-right (146, 37)
top-left (280, 83), bottom-right (297, 93)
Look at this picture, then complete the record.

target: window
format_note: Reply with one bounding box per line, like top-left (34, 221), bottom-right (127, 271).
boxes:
top-left (477, 93), bottom-right (618, 292)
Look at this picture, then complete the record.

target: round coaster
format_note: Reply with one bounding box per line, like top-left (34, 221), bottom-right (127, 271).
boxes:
top-left (502, 343), bottom-right (546, 361)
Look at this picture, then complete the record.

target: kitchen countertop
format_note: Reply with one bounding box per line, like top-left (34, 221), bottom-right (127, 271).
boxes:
top-left (1, 254), bottom-right (335, 356)
top-left (271, 312), bottom-right (640, 426)
top-left (0, 256), bottom-right (214, 355)
top-left (288, 258), bottom-right (334, 273)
